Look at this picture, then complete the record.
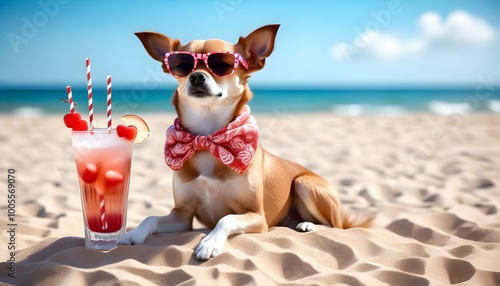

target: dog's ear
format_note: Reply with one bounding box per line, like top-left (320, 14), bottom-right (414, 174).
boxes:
top-left (237, 24), bottom-right (280, 72)
top-left (135, 32), bottom-right (180, 73)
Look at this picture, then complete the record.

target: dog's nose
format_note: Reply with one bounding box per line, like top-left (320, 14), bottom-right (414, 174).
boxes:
top-left (189, 72), bottom-right (207, 86)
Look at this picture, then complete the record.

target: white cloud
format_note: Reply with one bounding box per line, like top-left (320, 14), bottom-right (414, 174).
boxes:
top-left (419, 10), bottom-right (495, 44)
top-left (332, 10), bottom-right (497, 62)
top-left (368, 34), bottom-right (425, 61)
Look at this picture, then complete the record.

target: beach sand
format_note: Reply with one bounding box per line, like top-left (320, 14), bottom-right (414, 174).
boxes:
top-left (1, 112), bottom-right (499, 285)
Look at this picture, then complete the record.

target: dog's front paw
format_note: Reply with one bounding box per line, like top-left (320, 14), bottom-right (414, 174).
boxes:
top-left (118, 228), bottom-right (149, 245)
top-left (118, 216), bottom-right (159, 245)
top-left (194, 232), bottom-right (227, 260)
top-left (296, 222), bottom-right (317, 232)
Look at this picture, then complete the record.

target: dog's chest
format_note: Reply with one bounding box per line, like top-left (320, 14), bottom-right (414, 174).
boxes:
top-left (193, 151), bottom-right (219, 175)
top-left (173, 151), bottom-right (252, 226)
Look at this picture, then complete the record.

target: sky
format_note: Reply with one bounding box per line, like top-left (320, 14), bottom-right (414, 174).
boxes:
top-left (1, 0), bottom-right (499, 88)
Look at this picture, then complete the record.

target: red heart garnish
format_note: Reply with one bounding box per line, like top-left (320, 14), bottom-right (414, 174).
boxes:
top-left (116, 124), bottom-right (137, 141)
top-left (72, 120), bottom-right (89, 131)
top-left (63, 112), bottom-right (82, 128)
top-left (81, 163), bottom-right (98, 184)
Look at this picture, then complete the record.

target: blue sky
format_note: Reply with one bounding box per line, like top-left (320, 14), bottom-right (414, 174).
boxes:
top-left (1, 0), bottom-right (499, 88)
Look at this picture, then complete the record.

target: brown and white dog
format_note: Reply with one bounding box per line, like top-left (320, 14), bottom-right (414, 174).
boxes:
top-left (119, 24), bottom-right (374, 260)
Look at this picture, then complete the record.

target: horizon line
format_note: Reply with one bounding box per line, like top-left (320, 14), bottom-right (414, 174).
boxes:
top-left (1, 83), bottom-right (498, 91)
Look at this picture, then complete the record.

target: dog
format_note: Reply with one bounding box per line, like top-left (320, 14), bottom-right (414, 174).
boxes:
top-left (118, 24), bottom-right (374, 260)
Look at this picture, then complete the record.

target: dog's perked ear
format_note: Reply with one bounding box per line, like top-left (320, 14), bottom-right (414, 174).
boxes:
top-left (135, 32), bottom-right (181, 73)
top-left (236, 24), bottom-right (280, 72)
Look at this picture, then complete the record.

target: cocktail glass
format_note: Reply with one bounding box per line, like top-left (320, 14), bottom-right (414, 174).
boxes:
top-left (72, 128), bottom-right (133, 250)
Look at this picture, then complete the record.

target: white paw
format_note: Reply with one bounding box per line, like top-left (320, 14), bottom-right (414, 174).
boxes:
top-left (296, 222), bottom-right (317, 232)
top-left (194, 231), bottom-right (227, 260)
top-left (118, 228), bottom-right (149, 245)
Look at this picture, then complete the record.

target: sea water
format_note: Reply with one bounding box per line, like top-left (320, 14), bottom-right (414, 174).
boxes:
top-left (1, 87), bottom-right (499, 117)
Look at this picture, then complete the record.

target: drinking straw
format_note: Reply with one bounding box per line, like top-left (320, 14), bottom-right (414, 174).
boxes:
top-left (66, 86), bottom-right (74, 113)
top-left (86, 58), bottom-right (94, 130)
top-left (106, 75), bottom-right (112, 132)
top-left (99, 198), bottom-right (108, 230)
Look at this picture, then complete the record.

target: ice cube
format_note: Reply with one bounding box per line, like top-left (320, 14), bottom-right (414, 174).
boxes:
top-left (105, 170), bottom-right (123, 188)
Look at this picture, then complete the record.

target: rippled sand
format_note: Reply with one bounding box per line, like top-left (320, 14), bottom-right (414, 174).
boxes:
top-left (1, 113), bottom-right (499, 285)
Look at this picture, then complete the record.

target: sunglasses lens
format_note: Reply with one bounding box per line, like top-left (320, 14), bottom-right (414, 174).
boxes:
top-left (207, 53), bottom-right (235, 77)
top-left (167, 54), bottom-right (195, 77)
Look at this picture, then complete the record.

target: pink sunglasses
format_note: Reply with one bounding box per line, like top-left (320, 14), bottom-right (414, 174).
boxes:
top-left (164, 51), bottom-right (249, 78)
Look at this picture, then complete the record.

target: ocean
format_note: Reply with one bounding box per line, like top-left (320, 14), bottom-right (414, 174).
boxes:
top-left (1, 87), bottom-right (499, 117)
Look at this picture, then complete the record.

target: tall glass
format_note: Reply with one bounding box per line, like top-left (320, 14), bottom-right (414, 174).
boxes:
top-left (72, 128), bottom-right (133, 250)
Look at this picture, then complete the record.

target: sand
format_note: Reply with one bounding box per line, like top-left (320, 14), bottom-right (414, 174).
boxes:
top-left (1, 112), bottom-right (500, 285)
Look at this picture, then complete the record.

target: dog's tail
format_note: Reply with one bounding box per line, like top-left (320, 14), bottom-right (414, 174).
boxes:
top-left (340, 207), bottom-right (376, 229)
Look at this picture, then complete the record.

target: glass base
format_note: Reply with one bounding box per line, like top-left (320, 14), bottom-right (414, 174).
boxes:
top-left (84, 226), bottom-right (125, 250)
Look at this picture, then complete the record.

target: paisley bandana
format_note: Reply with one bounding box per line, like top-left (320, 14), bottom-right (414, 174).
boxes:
top-left (164, 106), bottom-right (259, 174)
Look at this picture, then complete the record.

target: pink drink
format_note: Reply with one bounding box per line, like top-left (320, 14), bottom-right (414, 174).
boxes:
top-left (72, 128), bottom-right (133, 250)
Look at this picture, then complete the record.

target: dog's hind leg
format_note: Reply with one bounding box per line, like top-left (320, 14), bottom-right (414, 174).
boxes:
top-left (292, 173), bottom-right (375, 230)
top-left (292, 173), bottom-right (344, 230)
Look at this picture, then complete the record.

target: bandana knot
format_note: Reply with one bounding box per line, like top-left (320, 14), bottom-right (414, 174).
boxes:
top-left (193, 136), bottom-right (210, 151)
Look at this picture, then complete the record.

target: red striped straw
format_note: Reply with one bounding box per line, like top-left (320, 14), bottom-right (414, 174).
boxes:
top-left (99, 197), bottom-right (108, 230)
top-left (106, 75), bottom-right (112, 132)
top-left (86, 58), bottom-right (94, 130)
top-left (66, 86), bottom-right (74, 113)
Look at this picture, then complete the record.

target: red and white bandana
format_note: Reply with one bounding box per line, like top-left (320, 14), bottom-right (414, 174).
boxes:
top-left (164, 106), bottom-right (259, 174)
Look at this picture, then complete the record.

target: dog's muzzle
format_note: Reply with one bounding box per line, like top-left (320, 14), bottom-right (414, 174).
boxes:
top-left (187, 72), bottom-right (223, 98)
top-left (189, 72), bottom-right (207, 86)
